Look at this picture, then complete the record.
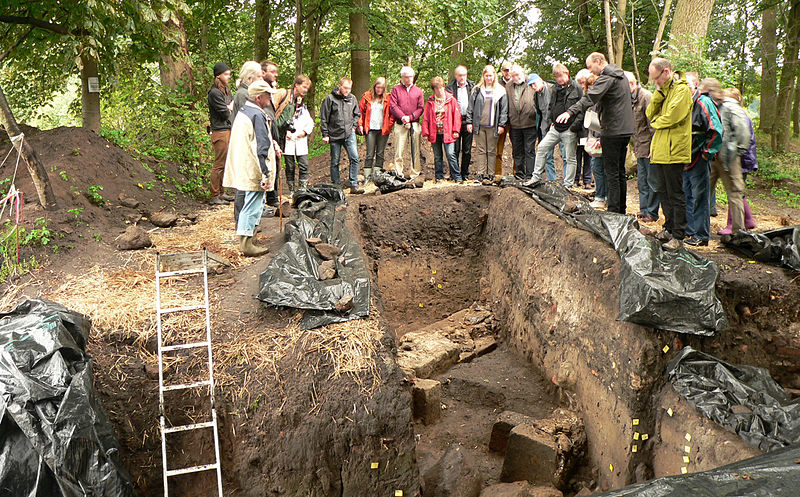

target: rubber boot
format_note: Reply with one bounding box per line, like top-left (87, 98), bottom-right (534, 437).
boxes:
top-left (299, 179), bottom-right (308, 190)
top-left (743, 197), bottom-right (756, 230)
top-left (718, 209), bottom-right (733, 235)
top-left (239, 235), bottom-right (269, 257)
top-left (287, 181), bottom-right (296, 197)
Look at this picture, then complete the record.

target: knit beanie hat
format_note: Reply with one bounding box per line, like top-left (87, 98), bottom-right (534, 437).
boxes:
top-left (213, 62), bottom-right (230, 77)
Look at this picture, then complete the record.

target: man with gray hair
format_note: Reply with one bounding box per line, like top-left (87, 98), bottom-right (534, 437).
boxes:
top-left (389, 66), bottom-right (425, 178)
top-left (507, 64), bottom-right (537, 180)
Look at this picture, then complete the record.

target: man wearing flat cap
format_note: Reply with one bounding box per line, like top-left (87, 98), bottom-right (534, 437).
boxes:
top-left (223, 80), bottom-right (281, 257)
top-left (208, 62), bottom-right (234, 205)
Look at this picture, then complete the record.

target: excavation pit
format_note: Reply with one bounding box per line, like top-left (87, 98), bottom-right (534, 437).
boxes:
top-left (348, 185), bottom-right (800, 494)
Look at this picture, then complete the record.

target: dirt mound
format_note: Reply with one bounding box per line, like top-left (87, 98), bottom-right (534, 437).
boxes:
top-left (0, 125), bottom-right (203, 271)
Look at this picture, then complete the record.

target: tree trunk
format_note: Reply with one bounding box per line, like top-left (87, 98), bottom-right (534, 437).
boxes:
top-left (305, 11), bottom-right (324, 117)
top-left (613, 0), bottom-right (628, 66)
top-left (294, 0), bottom-right (304, 75)
top-left (760, 7), bottom-right (778, 133)
top-left (604, 0), bottom-right (615, 63)
top-left (80, 52), bottom-right (101, 133)
top-left (792, 72), bottom-right (800, 137)
top-left (652, 0), bottom-right (673, 55)
top-left (159, 13), bottom-right (194, 92)
top-left (349, 0), bottom-right (370, 99)
top-left (254, 0), bottom-right (272, 61)
top-left (0, 84), bottom-right (57, 209)
top-left (669, 0), bottom-right (715, 53)
top-left (772, 0), bottom-right (800, 152)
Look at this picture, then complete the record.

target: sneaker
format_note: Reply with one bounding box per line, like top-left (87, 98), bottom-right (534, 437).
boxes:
top-left (209, 196), bottom-right (228, 205)
top-left (261, 207), bottom-right (276, 218)
top-left (685, 236), bottom-right (709, 247)
top-left (589, 199), bottom-right (607, 209)
top-left (219, 193), bottom-right (235, 202)
top-left (349, 186), bottom-right (365, 194)
top-left (710, 206), bottom-right (718, 217)
top-left (663, 238), bottom-right (684, 251)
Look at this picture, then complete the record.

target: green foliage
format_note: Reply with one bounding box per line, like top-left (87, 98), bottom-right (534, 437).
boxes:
top-left (0, 178), bottom-right (10, 197)
top-left (660, 41), bottom-right (739, 88)
top-left (86, 185), bottom-right (106, 206)
top-left (769, 187), bottom-right (800, 209)
top-left (67, 207), bottom-right (84, 223)
top-left (0, 218), bottom-right (52, 283)
top-left (59, 170), bottom-right (70, 182)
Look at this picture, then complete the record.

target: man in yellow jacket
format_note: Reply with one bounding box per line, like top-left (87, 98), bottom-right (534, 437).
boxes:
top-left (646, 58), bottom-right (693, 251)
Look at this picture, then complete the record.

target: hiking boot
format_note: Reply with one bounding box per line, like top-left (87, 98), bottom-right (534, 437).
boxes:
top-left (219, 193), bottom-right (235, 202)
top-left (209, 196), bottom-right (228, 205)
top-left (286, 181), bottom-right (296, 196)
top-left (238, 235), bottom-right (269, 257)
top-left (589, 199), bottom-right (607, 209)
top-left (685, 236), bottom-right (709, 247)
top-left (349, 186), bottom-right (365, 194)
top-left (709, 205), bottom-right (718, 217)
top-left (655, 229), bottom-right (672, 242)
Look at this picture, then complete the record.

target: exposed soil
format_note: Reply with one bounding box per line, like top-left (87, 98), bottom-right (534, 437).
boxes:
top-left (1, 125), bottom-right (799, 496)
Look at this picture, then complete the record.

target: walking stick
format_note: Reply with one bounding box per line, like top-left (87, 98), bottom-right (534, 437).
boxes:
top-left (278, 163), bottom-right (284, 232)
top-left (408, 123), bottom-right (417, 177)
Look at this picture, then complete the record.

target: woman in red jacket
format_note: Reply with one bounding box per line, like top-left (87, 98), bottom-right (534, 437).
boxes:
top-left (422, 76), bottom-right (462, 183)
top-left (358, 77), bottom-right (393, 184)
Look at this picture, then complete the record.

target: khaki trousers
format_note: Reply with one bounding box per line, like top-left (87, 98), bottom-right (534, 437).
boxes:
top-left (711, 156), bottom-right (745, 232)
top-left (209, 130), bottom-right (230, 197)
top-left (474, 127), bottom-right (497, 177)
top-left (392, 122), bottom-right (421, 177)
top-left (495, 129), bottom-right (507, 177)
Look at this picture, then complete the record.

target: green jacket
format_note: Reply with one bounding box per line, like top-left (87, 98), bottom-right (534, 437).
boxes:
top-left (645, 72), bottom-right (693, 164)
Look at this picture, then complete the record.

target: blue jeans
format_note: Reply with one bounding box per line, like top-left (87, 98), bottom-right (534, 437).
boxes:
top-left (432, 135), bottom-right (460, 181)
top-left (591, 157), bottom-right (607, 201)
top-left (236, 190), bottom-right (265, 236)
top-left (637, 157), bottom-right (660, 219)
top-left (329, 133), bottom-right (360, 187)
top-left (533, 127), bottom-right (576, 187)
top-left (684, 158), bottom-right (710, 241)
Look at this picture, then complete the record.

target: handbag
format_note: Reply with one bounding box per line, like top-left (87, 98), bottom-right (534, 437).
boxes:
top-left (584, 109), bottom-right (601, 132)
top-left (586, 135), bottom-right (602, 157)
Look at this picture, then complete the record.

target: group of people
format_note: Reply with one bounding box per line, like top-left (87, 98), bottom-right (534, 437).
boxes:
top-left (207, 51), bottom-right (757, 256)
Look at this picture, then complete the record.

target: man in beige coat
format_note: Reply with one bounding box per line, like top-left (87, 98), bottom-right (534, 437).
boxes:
top-left (223, 80), bottom-right (280, 256)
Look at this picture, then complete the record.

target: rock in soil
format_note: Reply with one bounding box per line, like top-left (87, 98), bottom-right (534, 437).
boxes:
top-left (479, 481), bottom-right (563, 497)
top-left (143, 363), bottom-right (159, 380)
top-left (490, 411), bottom-right (535, 453)
top-left (422, 445), bottom-right (482, 497)
top-left (397, 331), bottom-right (461, 378)
top-left (335, 294), bottom-right (354, 313)
top-left (116, 225), bottom-right (153, 250)
top-left (118, 193), bottom-right (140, 209)
top-left (318, 260), bottom-right (337, 280)
top-left (306, 237), bottom-right (323, 245)
top-left (412, 378), bottom-right (442, 425)
top-left (148, 210), bottom-right (178, 227)
top-left (412, 176), bottom-right (426, 189)
top-left (315, 243), bottom-right (343, 260)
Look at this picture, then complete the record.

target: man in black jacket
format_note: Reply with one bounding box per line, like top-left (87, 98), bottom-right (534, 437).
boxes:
top-left (446, 65), bottom-right (475, 179)
top-left (557, 52), bottom-right (634, 214)
top-left (207, 62), bottom-right (234, 205)
top-left (320, 77), bottom-right (363, 194)
top-left (528, 64), bottom-right (583, 187)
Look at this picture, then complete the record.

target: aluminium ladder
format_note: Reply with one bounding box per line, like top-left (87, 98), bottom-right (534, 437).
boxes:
top-left (155, 249), bottom-right (224, 497)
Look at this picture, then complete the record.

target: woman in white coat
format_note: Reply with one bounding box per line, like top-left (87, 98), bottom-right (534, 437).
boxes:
top-left (283, 94), bottom-right (315, 193)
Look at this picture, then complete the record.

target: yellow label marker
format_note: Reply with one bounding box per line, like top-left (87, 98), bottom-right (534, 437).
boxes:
top-left (371, 462), bottom-right (379, 469)
top-left (663, 345), bottom-right (670, 354)
top-left (685, 433), bottom-right (692, 442)
top-left (681, 467), bottom-right (688, 474)
top-left (593, 257), bottom-right (598, 264)
top-left (419, 303), bottom-right (424, 308)
top-left (684, 445), bottom-right (691, 453)
top-left (632, 418), bottom-right (640, 426)
top-left (642, 433), bottom-right (649, 441)
top-left (683, 456), bottom-right (690, 464)
top-left (437, 284), bottom-right (442, 289)
top-left (609, 463), bottom-right (614, 472)
top-left (395, 491), bottom-right (403, 497)
top-left (748, 260), bottom-right (756, 264)
top-left (633, 432), bottom-right (640, 440)
top-left (432, 270), bottom-right (437, 274)
top-left (667, 408), bottom-right (674, 417)
top-left (631, 444), bottom-right (638, 453)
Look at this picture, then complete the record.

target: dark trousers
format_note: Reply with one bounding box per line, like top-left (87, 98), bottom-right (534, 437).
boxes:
top-left (510, 126), bottom-right (536, 180)
top-left (285, 154), bottom-right (309, 183)
top-left (574, 144), bottom-right (592, 185)
top-left (653, 162), bottom-right (688, 239)
top-left (454, 121), bottom-right (473, 177)
top-left (600, 135), bottom-right (630, 214)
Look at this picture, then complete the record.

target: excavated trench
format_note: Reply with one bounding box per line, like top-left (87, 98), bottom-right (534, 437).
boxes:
top-left (348, 185), bottom-right (800, 495)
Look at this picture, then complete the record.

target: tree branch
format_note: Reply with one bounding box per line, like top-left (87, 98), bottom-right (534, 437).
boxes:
top-left (0, 26), bottom-right (33, 64)
top-left (0, 14), bottom-right (69, 35)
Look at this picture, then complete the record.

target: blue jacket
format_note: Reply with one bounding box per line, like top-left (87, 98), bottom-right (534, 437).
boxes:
top-left (689, 92), bottom-right (722, 169)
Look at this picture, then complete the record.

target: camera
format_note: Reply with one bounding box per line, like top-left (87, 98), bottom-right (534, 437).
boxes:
top-left (286, 118), bottom-right (296, 134)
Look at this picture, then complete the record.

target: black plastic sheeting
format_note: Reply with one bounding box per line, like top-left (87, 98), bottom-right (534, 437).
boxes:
top-left (515, 180), bottom-right (728, 336)
top-left (593, 443), bottom-right (800, 497)
top-left (373, 169), bottom-right (410, 194)
top-left (0, 298), bottom-right (138, 497)
top-left (667, 346), bottom-right (800, 451)
top-left (721, 226), bottom-right (800, 272)
top-left (257, 185), bottom-right (370, 329)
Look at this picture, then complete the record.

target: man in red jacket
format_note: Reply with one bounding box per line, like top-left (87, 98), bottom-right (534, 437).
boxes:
top-left (390, 66), bottom-right (425, 178)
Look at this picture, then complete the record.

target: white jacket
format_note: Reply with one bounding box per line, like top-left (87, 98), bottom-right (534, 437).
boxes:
top-left (283, 106), bottom-right (315, 156)
top-left (223, 101), bottom-right (277, 192)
